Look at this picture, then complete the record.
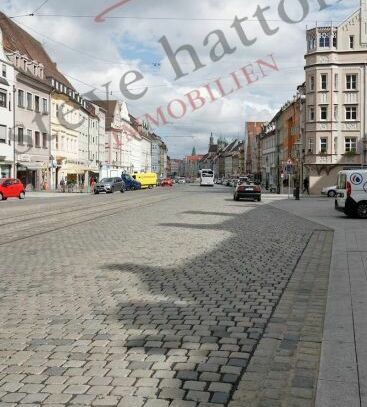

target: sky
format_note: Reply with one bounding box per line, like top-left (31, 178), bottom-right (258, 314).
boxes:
top-left (0, 0), bottom-right (358, 158)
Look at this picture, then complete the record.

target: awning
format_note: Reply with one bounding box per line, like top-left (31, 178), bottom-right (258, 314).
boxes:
top-left (17, 162), bottom-right (47, 171)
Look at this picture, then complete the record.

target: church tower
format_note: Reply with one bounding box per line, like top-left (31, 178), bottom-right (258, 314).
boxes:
top-left (209, 133), bottom-right (214, 148)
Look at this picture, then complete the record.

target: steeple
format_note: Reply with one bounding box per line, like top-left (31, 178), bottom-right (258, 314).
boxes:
top-left (192, 147), bottom-right (196, 156)
top-left (209, 132), bottom-right (214, 147)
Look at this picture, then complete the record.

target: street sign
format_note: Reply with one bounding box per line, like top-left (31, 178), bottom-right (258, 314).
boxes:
top-left (286, 164), bottom-right (293, 175)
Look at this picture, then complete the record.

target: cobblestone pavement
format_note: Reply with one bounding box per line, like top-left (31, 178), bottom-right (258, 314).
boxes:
top-left (0, 186), bottom-right (323, 406)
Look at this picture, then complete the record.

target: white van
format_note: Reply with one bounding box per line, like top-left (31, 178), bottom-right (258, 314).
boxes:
top-left (335, 169), bottom-right (367, 218)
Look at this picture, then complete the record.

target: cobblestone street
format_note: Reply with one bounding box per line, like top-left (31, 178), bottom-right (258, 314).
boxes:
top-left (0, 186), bottom-right (330, 406)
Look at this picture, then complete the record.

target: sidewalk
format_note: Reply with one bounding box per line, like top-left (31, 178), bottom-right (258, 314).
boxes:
top-left (271, 197), bottom-right (366, 407)
top-left (26, 191), bottom-right (91, 198)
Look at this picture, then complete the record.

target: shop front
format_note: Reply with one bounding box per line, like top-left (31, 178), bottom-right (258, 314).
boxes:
top-left (17, 162), bottom-right (48, 191)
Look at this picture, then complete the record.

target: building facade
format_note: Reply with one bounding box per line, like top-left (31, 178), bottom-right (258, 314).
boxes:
top-left (245, 122), bottom-right (265, 175)
top-left (9, 53), bottom-right (52, 190)
top-left (0, 26), bottom-right (14, 179)
top-left (304, 1), bottom-right (367, 193)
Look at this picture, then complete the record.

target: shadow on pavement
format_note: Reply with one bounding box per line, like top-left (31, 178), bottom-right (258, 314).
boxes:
top-left (99, 204), bottom-right (318, 405)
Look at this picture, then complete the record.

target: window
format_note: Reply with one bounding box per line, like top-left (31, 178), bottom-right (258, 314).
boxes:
top-left (35, 131), bottom-right (41, 148)
top-left (345, 137), bottom-right (357, 152)
top-left (345, 106), bottom-right (357, 120)
top-left (320, 106), bottom-right (328, 120)
top-left (346, 74), bottom-right (357, 90)
top-left (18, 90), bottom-right (24, 108)
top-left (309, 106), bottom-right (315, 121)
top-left (2, 64), bottom-right (6, 77)
top-left (0, 125), bottom-right (6, 143)
top-left (18, 127), bottom-right (24, 144)
top-left (27, 92), bottom-right (32, 110)
top-left (42, 133), bottom-right (48, 148)
top-left (334, 73), bottom-right (338, 90)
top-left (350, 35), bottom-right (355, 49)
top-left (310, 76), bottom-right (315, 91)
top-left (55, 134), bottom-right (59, 150)
top-left (27, 129), bottom-right (33, 147)
top-left (35, 96), bottom-right (40, 112)
top-left (320, 34), bottom-right (330, 47)
top-left (321, 74), bottom-right (328, 90)
top-left (42, 98), bottom-right (48, 113)
top-left (0, 89), bottom-right (7, 108)
top-left (320, 138), bottom-right (328, 153)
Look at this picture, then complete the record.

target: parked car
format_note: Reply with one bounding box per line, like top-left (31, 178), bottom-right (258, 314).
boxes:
top-left (94, 177), bottom-right (125, 194)
top-left (121, 174), bottom-right (141, 190)
top-left (132, 172), bottom-right (157, 189)
top-left (0, 178), bottom-right (25, 201)
top-left (234, 182), bottom-right (262, 202)
top-left (177, 178), bottom-right (186, 184)
top-left (321, 185), bottom-right (337, 197)
top-left (161, 178), bottom-right (173, 187)
top-left (335, 170), bottom-right (367, 218)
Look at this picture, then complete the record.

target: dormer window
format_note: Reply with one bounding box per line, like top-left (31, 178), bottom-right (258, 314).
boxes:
top-left (350, 35), bottom-right (355, 49)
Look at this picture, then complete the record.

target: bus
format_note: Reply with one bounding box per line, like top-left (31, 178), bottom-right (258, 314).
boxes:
top-left (200, 169), bottom-right (215, 187)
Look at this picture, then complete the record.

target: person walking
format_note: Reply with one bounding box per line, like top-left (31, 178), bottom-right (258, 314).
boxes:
top-left (90, 176), bottom-right (96, 194)
top-left (303, 178), bottom-right (310, 195)
top-left (60, 178), bottom-right (65, 193)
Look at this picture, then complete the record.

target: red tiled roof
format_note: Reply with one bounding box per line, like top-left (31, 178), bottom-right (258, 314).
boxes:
top-left (0, 12), bottom-right (74, 89)
top-left (186, 155), bottom-right (204, 161)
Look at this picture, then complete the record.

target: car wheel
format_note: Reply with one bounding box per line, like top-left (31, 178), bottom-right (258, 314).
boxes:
top-left (257, 197), bottom-right (261, 202)
top-left (120, 189), bottom-right (125, 193)
top-left (234, 195), bottom-right (240, 201)
top-left (19, 191), bottom-right (25, 199)
top-left (357, 202), bottom-right (367, 219)
top-left (94, 191), bottom-right (99, 195)
top-left (328, 190), bottom-right (337, 198)
top-left (0, 193), bottom-right (5, 201)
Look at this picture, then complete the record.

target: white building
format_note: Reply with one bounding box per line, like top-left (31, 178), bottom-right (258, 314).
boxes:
top-left (304, 0), bottom-right (367, 193)
top-left (0, 27), bottom-right (15, 178)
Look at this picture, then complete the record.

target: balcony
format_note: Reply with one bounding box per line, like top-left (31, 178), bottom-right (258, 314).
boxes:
top-left (305, 153), bottom-right (362, 166)
top-left (306, 26), bottom-right (337, 54)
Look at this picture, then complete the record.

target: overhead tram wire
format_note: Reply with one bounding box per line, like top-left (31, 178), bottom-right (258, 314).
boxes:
top-left (22, 13), bottom-right (345, 24)
top-left (30, 0), bottom-right (51, 15)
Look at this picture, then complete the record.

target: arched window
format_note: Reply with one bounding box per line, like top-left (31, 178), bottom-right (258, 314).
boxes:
top-left (319, 33), bottom-right (330, 48)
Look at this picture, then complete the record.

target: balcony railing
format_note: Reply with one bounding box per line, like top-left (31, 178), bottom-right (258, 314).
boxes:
top-left (305, 153), bottom-right (362, 165)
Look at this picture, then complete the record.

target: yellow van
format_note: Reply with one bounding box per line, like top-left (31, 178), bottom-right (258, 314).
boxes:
top-left (131, 172), bottom-right (157, 189)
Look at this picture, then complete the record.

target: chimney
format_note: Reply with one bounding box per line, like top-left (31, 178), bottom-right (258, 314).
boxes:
top-left (361, 0), bottom-right (367, 45)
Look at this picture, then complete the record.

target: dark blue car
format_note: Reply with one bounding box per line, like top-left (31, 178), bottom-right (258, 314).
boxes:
top-left (121, 174), bottom-right (141, 190)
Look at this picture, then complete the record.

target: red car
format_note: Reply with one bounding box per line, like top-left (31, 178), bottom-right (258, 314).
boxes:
top-left (0, 178), bottom-right (26, 201)
top-left (161, 178), bottom-right (173, 187)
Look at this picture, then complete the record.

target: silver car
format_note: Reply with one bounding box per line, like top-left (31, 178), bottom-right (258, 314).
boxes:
top-left (94, 177), bottom-right (125, 194)
top-left (321, 185), bottom-right (337, 197)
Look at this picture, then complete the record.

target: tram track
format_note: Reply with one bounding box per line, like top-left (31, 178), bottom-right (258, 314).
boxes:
top-left (0, 192), bottom-right (176, 247)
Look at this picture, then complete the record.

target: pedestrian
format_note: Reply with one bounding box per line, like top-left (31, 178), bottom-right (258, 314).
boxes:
top-left (90, 176), bottom-right (96, 194)
top-left (60, 178), bottom-right (65, 193)
top-left (303, 178), bottom-right (310, 195)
